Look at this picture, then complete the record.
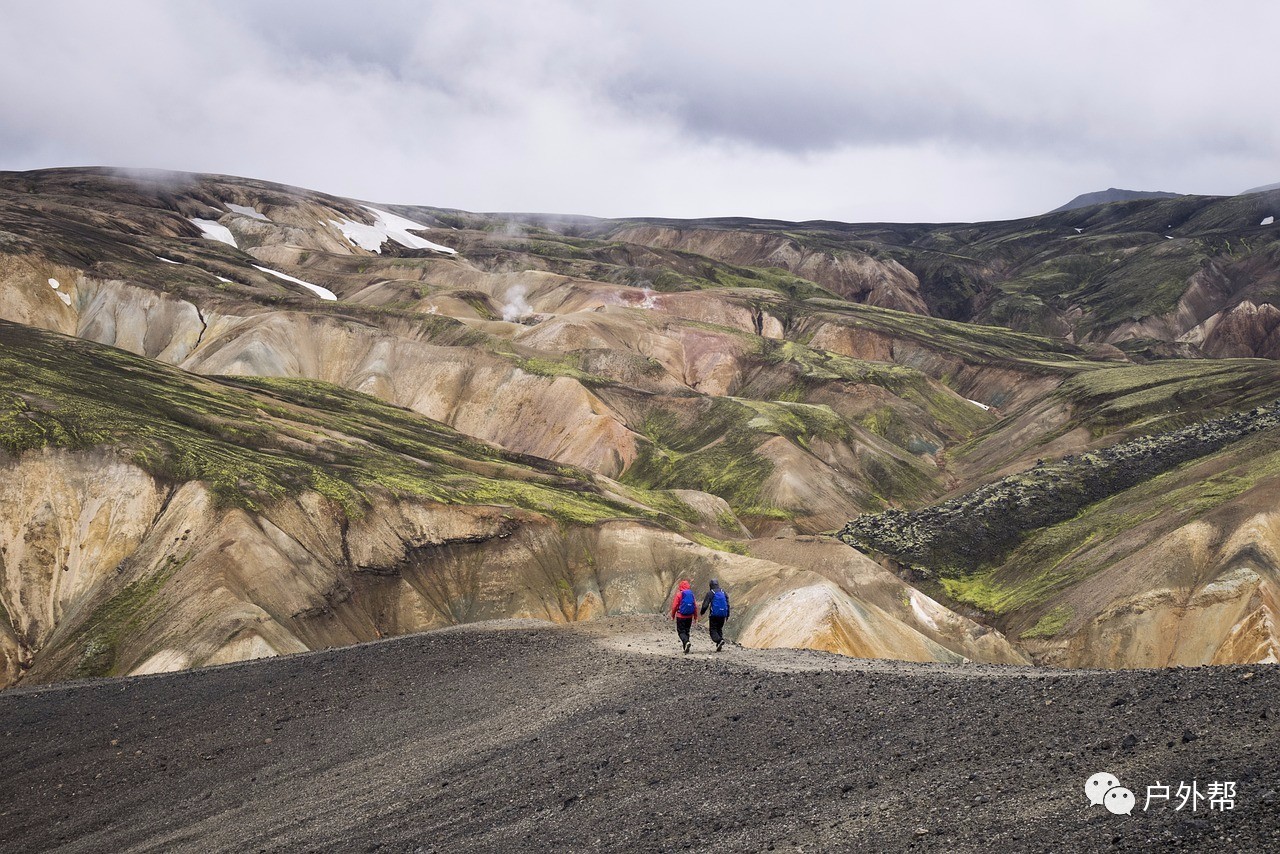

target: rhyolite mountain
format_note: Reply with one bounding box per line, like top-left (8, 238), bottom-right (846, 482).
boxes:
top-left (1, 165), bottom-right (1279, 687)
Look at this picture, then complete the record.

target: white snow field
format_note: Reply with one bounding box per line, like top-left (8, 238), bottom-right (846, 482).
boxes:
top-left (252, 265), bottom-right (338, 301)
top-left (331, 206), bottom-right (456, 255)
top-left (226, 203), bottom-right (270, 221)
top-left (190, 218), bottom-right (238, 247)
top-left (1262, 216), bottom-right (1275, 226)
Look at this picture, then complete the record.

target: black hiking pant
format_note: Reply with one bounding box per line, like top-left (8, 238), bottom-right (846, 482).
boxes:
top-left (675, 617), bottom-right (693, 647)
top-left (709, 615), bottom-right (727, 646)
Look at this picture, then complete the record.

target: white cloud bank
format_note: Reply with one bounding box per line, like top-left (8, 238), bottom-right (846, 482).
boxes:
top-left (0, 1), bottom-right (1277, 223)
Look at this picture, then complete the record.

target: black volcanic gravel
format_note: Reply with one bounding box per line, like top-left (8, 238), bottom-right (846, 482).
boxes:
top-left (1, 617), bottom-right (1278, 853)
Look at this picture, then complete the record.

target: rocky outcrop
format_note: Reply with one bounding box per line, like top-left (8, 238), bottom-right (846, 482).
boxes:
top-left (840, 401), bottom-right (1280, 572)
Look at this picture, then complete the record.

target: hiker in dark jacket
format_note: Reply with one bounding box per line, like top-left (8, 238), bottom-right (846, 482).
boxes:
top-left (700, 579), bottom-right (731, 652)
top-left (669, 579), bottom-right (698, 654)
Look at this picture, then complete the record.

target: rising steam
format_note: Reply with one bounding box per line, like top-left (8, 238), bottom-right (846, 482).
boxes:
top-left (501, 284), bottom-right (533, 321)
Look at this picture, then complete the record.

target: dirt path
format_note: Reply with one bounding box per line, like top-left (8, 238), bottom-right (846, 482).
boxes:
top-left (1, 617), bottom-right (1277, 852)
top-left (587, 615), bottom-right (1061, 677)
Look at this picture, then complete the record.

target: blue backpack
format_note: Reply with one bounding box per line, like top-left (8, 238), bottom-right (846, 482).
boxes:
top-left (710, 589), bottom-right (729, 617)
top-left (677, 588), bottom-right (696, 616)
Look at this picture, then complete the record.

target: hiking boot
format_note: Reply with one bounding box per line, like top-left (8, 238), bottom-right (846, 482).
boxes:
top-left (716, 641), bottom-right (724, 652)
top-left (683, 641), bottom-right (691, 654)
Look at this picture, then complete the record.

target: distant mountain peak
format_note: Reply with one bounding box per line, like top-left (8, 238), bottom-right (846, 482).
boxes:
top-left (1050, 187), bottom-right (1182, 213)
top-left (1240, 181), bottom-right (1280, 195)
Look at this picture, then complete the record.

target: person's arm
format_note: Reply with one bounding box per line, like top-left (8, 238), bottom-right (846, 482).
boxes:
top-left (700, 591), bottom-right (712, 615)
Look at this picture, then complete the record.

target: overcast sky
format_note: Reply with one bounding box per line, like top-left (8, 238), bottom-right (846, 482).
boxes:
top-left (2, 1), bottom-right (1276, 222)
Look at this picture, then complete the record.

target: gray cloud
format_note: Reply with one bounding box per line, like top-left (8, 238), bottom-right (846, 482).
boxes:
top-left (0, 0), bottom-right (1276, 222)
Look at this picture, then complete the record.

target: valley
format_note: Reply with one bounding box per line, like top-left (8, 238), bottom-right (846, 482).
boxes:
top-left (2, 167), bottom-right (1280, 687)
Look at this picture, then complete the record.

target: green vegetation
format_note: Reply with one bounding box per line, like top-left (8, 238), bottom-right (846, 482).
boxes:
top-left (505, 228), bottom-right (841, 301)
top-left (737, 398), bottom-right (851, 444)
top-left (1067, 244), bottom-right (1208, 327)
top-left (0, 321), bottom-right (660, 525)
top-left (73, 553), bottom-right (189, 678)
top-left (1022, 606), bottom-right (1072, 640)
top-left (511, 354), bottom-right (611, 387)
top-left (982, 244), bottom-right (1210, 331)
top-left (693, 264), bottom-right (835, 301)
top-left (687, 532), bottom-right (750, 555)
top-left (938, 430), bottom-right (1280, 616)
top-left (844, 401), bottom-right (1280, 599)
top-left (760, 339), bottom-right (989, 436)
top-left (802, 298), bottom-right (1093, 372)
top-left (621, 402), bottom-right (783, 520)
top-left (1057, 359), bottom-right (1280, 434)
top-left (714, 509), bottom-right (741, 531)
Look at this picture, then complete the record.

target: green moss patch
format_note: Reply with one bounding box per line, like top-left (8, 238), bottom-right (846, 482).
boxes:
top-left (1020, 606), bottom-right (1073, 640)
top-left (621, 401), bottom-right (782, 518)
top-left (72, 553), bottom-right (189, 678)
top-left (0, 321), bottom-right (659, 526)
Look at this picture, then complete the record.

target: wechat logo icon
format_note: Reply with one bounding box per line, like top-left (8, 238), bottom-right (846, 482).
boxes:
top-left (1085, 771), bottom-right (1135, 815)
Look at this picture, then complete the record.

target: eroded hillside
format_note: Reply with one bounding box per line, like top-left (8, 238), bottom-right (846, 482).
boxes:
top-left (1, 166), bottom-right (1278, 680)
top-left (0, 322), bottom-right (1025, 688)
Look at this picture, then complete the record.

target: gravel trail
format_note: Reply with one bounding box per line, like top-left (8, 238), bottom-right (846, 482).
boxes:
top-left (2, 616), bottom-right (1277, 852)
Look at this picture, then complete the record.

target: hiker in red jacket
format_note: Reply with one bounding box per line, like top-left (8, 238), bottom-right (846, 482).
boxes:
top-left (669, 579), bottom-right (698, 654)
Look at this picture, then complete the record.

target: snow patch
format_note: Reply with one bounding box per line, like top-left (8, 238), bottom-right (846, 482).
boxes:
top-left (500, 284), bottom-right (533, 321)
top-left (1262, 216), bottom-right (1275, 226)
top-left (48, 278), bottom-right (71, 306)
top-left (156, 256), bottom-right (180, 264)
top-left (226, 203), bottom-right (269, 221)
top-left (966, 398), bottom-right (990, 411)
top-left (216, 275), bottom-right (232, 283)
top-left (330, 206), bottom-right (456, 255)
top-left (252, 265), bottom-right (337, 301)
top-left (1073, 227), bottom-right (1083, 234)
top-left (190, 217), bottom-right (238, 248)
top-left (1165, 235), bottom-right (1174, 239)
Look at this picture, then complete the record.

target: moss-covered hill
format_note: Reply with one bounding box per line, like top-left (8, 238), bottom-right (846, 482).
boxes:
top-left (0, 319), bottom-right (666, 525)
